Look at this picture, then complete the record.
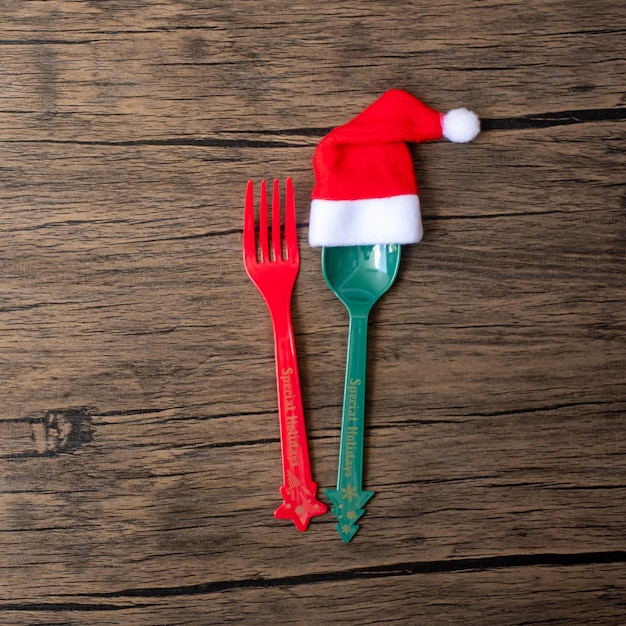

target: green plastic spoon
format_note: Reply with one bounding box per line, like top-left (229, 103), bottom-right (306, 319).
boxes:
top-left (322, 244), bottom-right (402, 542)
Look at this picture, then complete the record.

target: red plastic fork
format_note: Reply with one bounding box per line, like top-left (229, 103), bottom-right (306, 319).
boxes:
top-left (243, 178), bottom-right (327, 531)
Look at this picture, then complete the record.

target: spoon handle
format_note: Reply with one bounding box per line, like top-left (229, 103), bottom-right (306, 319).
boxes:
top-left (326, 311), bottom-right (374, 542)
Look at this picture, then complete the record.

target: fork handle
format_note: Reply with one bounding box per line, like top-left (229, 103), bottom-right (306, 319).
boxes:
top-left (270, 308), bottom-right (327, 531)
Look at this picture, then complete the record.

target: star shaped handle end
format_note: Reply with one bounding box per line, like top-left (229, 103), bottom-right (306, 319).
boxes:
top-left (274, 481), bottom-right (327, 532)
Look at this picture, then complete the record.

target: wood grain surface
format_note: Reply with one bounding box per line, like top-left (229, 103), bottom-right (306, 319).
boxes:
top-left (1, 1), bottom-right (625, 624)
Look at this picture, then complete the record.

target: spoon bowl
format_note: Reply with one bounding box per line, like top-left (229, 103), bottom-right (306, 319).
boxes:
top-left (322, 244), bottom-right (401, 314)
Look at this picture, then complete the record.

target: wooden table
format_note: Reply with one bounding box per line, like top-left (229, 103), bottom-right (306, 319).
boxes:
top-left (1, 2), bottom-right (625, 624)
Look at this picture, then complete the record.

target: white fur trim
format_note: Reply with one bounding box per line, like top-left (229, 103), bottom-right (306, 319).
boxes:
top-left (442, 108), bottom-right (480, 143)
top-left (308, 195), bottom-right (422, 246)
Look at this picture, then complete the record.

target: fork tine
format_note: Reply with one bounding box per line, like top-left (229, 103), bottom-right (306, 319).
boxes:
top-left (243, 180), bottom-right (257, 265)
top-left (271, 179), bottom-right (282, 262)
top-left (284, 177), bottom-right (298, 262)
top-left (258, 180), bottom-right (270, 263)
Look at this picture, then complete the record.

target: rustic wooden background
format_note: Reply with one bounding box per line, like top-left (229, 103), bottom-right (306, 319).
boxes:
top-left (1, 1), bottom-right (625, 624)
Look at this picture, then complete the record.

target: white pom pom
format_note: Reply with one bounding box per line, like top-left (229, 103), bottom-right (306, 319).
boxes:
top-left (442, 108), bottom-right (480, 143)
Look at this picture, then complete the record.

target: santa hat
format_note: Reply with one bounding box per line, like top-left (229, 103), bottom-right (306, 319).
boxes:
top-left (308, 89), bottom-right (480, 247)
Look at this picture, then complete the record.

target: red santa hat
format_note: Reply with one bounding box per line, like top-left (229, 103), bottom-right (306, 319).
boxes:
top-left (308, 89), bottom-right (480, 247)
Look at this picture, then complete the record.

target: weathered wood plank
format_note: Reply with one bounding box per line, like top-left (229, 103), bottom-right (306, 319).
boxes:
top-left (1, 1), bottom-right (624, 142)
top-left (1, 122), bottom-right (624, 415)
top-left (2, 563), bottom-right (626, 625)
top-left (2, 401), bottom-right (625, 596)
